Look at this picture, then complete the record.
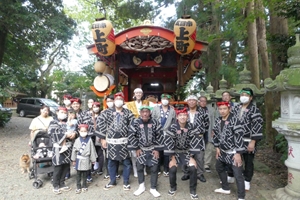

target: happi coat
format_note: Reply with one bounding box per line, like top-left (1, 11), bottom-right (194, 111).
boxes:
top-left (232, 102), bottom-right (263, 152)
top-left (71, 136), bottom-right (97, 170)
top-left (48, 120), bottom-right (72, 166)
top-left (164, 121), bottom-right (202, 165)
top-left (212, 113), bottom-right (245, 165)
top-left (128, 117), bottom-right (164, 166)
top-left (96, 107), bottom-right (134, 161)
top-left (187, 107), bottom-right (206, 151)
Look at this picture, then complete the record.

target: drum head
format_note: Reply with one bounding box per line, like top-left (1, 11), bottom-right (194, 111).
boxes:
top-left (94, 75), bottom-right (109, 92)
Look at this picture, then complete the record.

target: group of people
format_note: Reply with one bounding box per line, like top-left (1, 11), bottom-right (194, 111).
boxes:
top-left (28, 87), bottom-right (263, 200)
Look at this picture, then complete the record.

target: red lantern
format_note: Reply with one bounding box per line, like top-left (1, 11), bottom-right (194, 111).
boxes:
top-left (91, 18), bottom-right (116, 56)
top-left (174, 15), bottom-right (197, 55)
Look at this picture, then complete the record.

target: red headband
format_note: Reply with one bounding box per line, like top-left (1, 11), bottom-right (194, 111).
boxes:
top-left (71, 98), bottom-right (82, 104)
top-left (93, 102), bottom-right (101, 107)
top-left (58, 106), bottom-right (68, 112)
top-left (175, 108), bottom-right (188, 115)
top-left (217, 101), bottom-right (230, 107)
top-left (114, 92), bottom-right (124, 99)
top-left (63, 94), bottom-right (72, 99)
top-left (78, 124), bottom-right (88, 129)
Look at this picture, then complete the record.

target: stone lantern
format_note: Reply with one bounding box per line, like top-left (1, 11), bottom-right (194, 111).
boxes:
top-left (264, 34), bottom-right (300, 200)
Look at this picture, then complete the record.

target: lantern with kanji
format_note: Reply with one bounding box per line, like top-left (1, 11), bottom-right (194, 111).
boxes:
top-left (173, 15), bottom-right (197, 55)
top-left (91, 18), bottom-right (116, 56)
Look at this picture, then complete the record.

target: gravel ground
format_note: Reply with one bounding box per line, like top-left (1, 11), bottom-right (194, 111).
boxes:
top-left (0, 116), bottom-right (284, 200)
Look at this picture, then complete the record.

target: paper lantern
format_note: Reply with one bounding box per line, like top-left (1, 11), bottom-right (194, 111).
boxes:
top-left (174, 15), bottom-right (197, 55)
top-left (92, 18), bottom-right (116, 56)
top-left (94, 61), bottom-right (106, 73)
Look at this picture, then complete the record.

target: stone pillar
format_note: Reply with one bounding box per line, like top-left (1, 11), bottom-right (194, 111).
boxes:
top-left (265, 34), bottom-right (300, 200)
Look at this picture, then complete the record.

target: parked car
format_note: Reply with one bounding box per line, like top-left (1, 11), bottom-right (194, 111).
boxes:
top-left (16, 98), bottom-right (59, 117)
top-left (0, 103), bottom-right (12, 126)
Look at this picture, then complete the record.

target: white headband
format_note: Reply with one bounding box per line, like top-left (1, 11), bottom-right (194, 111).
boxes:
top-left (185, 95), bottom-right (198, 101)
top-left (134, 88), bottom-right (143, 93)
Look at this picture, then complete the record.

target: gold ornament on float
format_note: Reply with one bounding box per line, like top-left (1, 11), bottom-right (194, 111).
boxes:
top-left (91, 18), bottom-right (116, 56)
top-left (174, 15), bottom-right (197, 55)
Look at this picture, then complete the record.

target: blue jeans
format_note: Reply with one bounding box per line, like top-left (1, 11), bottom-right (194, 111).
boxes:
top-left (108, 158), bottom-right (131, 185)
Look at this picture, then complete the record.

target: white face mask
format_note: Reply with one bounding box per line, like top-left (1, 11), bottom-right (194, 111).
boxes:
top-left (79, 131), bottom-right (88, 138)
top-left (114, 100), bottom-right (123, 108)
top-left (93, 107), bottom-right (100, 113)
top-left (57, 113), bottom-right (67, 120)
top-left (64, 100), bottom-right (71, 106)
top-left (161, 99), bottom-right (169, 106)
top-left (240, 96), bottom-right (250, 104)
top-left (106, 102), bottom-right (114, 108)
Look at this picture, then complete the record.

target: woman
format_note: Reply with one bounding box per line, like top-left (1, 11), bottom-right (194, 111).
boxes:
top-left (29, 105), bottom-right (53, 145)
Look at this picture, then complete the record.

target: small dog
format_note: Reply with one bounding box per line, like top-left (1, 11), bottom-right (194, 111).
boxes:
top-left (19, 154), bottom-right (30, 174)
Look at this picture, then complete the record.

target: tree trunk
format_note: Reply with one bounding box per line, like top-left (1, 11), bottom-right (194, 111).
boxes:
top-left (246, 1), bottom-right (260, 88)
top-left (0, 27), bottom-right (8, 67)
top-left (256, 0), bottom-right (275, 146)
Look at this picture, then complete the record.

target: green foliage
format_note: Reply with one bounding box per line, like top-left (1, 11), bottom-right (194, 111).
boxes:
top-left (0, 111), bottom-right (12, 127)
top-left (274, 134), bottom-right (288, 163)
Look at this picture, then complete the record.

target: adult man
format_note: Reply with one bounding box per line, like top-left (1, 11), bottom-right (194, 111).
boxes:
top-left (199, 96), bottom-right (213, 173)
top-left (48, 107), bottom-right (77, 194)
top-left (96, 92), bottom-right (134, 190)
top-left (128, 106), bottom-right (164, 197)
top-left (185, 95), bottom-right (206, 183)
top-left (222, 91), bottom-right (235, 107)
top-left (70, 98), bottom-right (85, 125)
top-left (151, 93), bottom-right (176, 176)
top-left (232, 88), bottom-right (263, 191)
top-left (164, 108), bottom-right (202, 200)
top-left (125, 88), bottom-right (150, 177)
top-left (213, 102), bottom-right (245, 200)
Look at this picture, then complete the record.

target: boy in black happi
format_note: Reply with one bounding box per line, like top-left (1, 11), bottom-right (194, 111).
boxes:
top-left (164, 108), bottom-right (203, 200)
top-left (213, 102), bottom-right (245, 200)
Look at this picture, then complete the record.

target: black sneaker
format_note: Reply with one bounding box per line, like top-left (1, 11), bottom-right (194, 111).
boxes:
top-left (86, 178), bottom-right (93, 184)
top-left (104, 182), bottom-right (116, 190)
top-left (181, 174), bottom-right (190, 181)
top-left (116, 174), bottom-right (121, 180)
top-left (97, 171), bottom-right (103, 175)
top-left (168, 188), bottom-right (176, 196)
top-left (205, 167), bottom-right (211, 173)
top-left (60, 186), bottom-right (72, 192)
top-left (104, 175), bottom-right (110, 180)
top-left (198, 174), bottom-right (206, 182)
top-left (190, 193), bottom-right (199, 199)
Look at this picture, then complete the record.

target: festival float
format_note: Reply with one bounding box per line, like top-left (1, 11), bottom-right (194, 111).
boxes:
top-left (87, 16), bottom-right (208, 103)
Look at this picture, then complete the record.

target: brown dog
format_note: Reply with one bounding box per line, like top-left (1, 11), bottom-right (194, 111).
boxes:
top-left (19, 154), bottom-right (30, 174)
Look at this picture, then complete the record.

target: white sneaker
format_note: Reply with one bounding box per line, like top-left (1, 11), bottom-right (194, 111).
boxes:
top-left (245, 181), bottom-right (250, 191)
top-left (133, 183), bottom-right (145, 196)
top-left (227, 176), bottom-right (235, 184)
top-left (150, 188), bottom-right (161, 197)
top-left (133, 173), bottom-right (138, 178)
top-left (214, 188), bottom-right (231, 194)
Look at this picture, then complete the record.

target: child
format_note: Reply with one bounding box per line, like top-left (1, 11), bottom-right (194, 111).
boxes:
top-left (71, 124), bottom-right (97, 194)
top-left (59, 109), bottom-right (77, 153)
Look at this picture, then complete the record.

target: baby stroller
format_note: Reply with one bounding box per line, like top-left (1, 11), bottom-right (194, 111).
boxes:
top-left (29, 130), bottom-right (54, 189)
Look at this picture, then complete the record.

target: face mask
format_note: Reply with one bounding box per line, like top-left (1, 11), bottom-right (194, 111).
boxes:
top-left (161, 99), bottom-right (169, 106)
top-left (88, 103), bottom-right (93, 109)
top-left (240, 96), bottom-right (250, 104)
top-left (114, 100), bottom-right (123, 108)
top-left (107, 102), bottom-right (114, 108)
top-left (93, 107), bottom-right (100, 113)
top-left (64, 100), bottom-right (71, 106)
top-left (57, 113), bottom-right (67, 120)
top-left (79, 131), bottom-right (88, 138)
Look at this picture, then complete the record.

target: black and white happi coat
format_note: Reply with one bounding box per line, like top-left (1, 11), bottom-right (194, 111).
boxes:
top-left (48, 120), bottom-right (73, 166)
top-left (198, 106), bottom-right (210, 143)
top-left (96, 107), bottom-right (134, 161)
top-left (71, 136), bottom-right (97, 171)
top-left (212, 113), bottom-right (245, 165)
top-left (164, 122), bottom-right (203, 165)
top-left (128, 117), bottom-right (164, 166)
top-left (187, 107), bottom-right (206, 150)
top-left (232, 102), bottom-right (263, 152)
